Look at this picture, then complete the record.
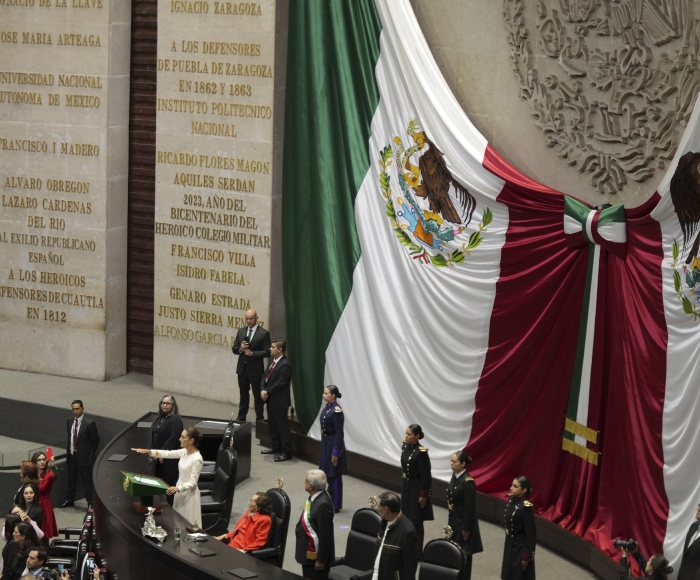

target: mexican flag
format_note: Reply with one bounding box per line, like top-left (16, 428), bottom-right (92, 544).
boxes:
top-left (282, 0), bottom-right (700, 566)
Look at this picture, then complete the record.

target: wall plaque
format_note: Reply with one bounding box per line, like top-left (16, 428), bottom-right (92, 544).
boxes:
top-left (153, 0), bottom-right (275, 401)
top-left (0, 0), bottom-right (130, 379)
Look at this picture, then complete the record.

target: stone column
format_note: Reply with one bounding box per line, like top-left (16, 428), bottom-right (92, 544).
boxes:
top-left (0, 0), bottom-right (130, 380)
top-left (153, 0), bottom-right (276, 401)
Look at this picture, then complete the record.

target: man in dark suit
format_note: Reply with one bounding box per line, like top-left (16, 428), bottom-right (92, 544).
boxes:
top-left (58, 399), bottom-right (99, 507)
top-left (678, 503), bottom-right (700, 580)
top-left (231, 309), bottom-right (271, 422)
top-left (260, 339), bottom-right (292, 461)
top-left (295, 470), bottom-right (335, 579)
top-left (357, 491), bottom-right (417, 580)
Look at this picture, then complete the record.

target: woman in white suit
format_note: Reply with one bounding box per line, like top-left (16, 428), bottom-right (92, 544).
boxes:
top-left (133, 427), bottom-right (203, 526)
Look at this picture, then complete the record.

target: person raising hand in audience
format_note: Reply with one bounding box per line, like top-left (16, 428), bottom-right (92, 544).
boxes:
top-left (31, 451), bottom-right (57, 540)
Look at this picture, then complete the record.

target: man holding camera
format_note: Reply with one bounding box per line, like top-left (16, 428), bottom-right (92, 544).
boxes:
top-left (678, 504), bottom-right (700, 580)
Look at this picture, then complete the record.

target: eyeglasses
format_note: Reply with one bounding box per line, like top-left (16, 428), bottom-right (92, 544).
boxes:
top-left (36, 458), bottom-right (47, 462)
top-left (161, 402), bottom-right (173, 406)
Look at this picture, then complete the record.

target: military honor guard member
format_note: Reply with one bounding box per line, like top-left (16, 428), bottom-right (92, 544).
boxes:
top-left (400, 424), bottom-right (434, 559)
top-left (502, 476), bottom-right (536, 580)
top-left (318, 385), bottom-right (347, 512)
top-left (447, 451), bottom-right (483, 580)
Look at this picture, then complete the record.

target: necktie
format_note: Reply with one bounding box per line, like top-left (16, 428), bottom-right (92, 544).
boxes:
top-left (73, 418), bottom-right (79, 453)
top-left (266, 361), bottom-right (276, 380)
top-left (246, 328), bottom-right (252, 342)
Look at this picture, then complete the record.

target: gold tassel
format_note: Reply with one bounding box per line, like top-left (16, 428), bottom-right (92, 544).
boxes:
top-left (564, 418), bottom-right (598, 444)
top-left (562, 438), bottom-right (599, 466)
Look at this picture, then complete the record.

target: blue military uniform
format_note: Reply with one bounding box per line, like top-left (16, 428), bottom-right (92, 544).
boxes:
top-left (318, 401), bottom-right (347, 511)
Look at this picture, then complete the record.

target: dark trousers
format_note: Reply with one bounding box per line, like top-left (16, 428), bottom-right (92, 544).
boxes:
top-left (268, 407), bottom-right (291, 456)
top-left (301, 563), bottom-right (329, 579)
top-left (463, 553), bottom-right (472, 580)
top-left (416, 523), bottom-right (424, 560)
top-left (237, 373), bottom-right (264, 421)
top-left (66, 454), bottom-right (94, 503)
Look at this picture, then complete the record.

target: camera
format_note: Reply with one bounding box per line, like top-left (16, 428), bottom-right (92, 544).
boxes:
top-left (613, 539), bottom-right (638, 551)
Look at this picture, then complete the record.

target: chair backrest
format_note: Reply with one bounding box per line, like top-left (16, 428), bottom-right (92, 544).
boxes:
top-left (266, 513), bottom-right (284, 549)
top-left (81, 522), bottom-right (94, 553)
top-left (342, 508), bottom-right (382, 571)
top-left (418, 539), bottom-right (465, 580)
top-left (77, 551), bottom-right (94, 580)
top-left (265, 488), bottom-right (291, 566)
top-left (221, 420), bottom-right (235, 450)
top-left (212, 449), bottom-right (237, 526)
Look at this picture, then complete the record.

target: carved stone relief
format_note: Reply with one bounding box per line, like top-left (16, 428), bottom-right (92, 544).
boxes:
top-left (503, 0), bottom-right (700, 194)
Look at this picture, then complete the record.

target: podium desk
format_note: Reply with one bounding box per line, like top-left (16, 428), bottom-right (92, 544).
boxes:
top-left (94, 413), bottom-right (300, 580)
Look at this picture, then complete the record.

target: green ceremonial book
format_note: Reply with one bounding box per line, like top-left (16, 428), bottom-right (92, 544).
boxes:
top-left (119, 471), bottom-right (170, 510)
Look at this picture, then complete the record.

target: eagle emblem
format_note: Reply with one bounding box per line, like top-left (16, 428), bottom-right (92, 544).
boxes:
top-left (377, 120), bottom-right (492, 267)
top-left (669, 151), bottom-right (700, 320)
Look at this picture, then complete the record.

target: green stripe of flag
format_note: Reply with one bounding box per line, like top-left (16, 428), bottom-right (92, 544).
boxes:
top-left (282, 0), bottom-right (382, 431)
top-left (565, 244), bottom-right (595, 436)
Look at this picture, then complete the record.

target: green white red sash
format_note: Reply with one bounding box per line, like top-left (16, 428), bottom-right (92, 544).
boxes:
top-left (562, 196), bottom-right (626, 465)
top-left (301, 497), bottom-right (319, 560)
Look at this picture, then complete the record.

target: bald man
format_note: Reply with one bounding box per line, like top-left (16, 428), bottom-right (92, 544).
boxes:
top-left (232, 309), bottom-right (271, 422)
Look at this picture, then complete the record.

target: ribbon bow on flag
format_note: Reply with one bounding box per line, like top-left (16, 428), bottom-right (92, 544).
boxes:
top-left (561, 196), bottom-right (626, 466)
top-left (564, 197), bottom-right (627, 259)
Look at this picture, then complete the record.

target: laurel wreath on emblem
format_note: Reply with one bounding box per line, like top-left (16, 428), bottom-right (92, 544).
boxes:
top-left (378, 120), bottom-right (492, 267)
top-left (670, 240), bottom-right (700, 321)
top-left (668, 151), bottom-right (700, 321)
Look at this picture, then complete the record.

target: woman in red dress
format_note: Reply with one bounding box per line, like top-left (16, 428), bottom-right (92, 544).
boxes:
top-left (31, 451), bottom-right (58, 539)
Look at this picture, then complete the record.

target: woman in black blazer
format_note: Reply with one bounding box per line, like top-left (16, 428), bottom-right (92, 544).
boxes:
top-left (151, 394), bottom-right (184, 505)
top-left (447, 451), bottom-right (482, 579)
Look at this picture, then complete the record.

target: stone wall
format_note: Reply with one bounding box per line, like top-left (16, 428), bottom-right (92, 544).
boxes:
top-left (152, 0), bottom-right (277, 401)
top-left (411, 0), bottom-right (697, 207)
top-left (0, 0), bottom-right (130, 380)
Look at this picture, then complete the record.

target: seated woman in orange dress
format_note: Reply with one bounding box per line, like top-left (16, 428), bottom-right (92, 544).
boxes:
top-left (216, 492), bottom-right (272, 552)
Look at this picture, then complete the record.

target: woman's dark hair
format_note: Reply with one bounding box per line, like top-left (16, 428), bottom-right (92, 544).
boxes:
top-left (648, 554), bottom-right (673, 579)
top-left (13, 522), bottom-right (39, 565)
top-left (453, 450), bottom-right (473, 465)
top-left (30, 451), bottom-right (46, 464)
top-left (4, 514), bottom-right (20, 541)
top-left (515, 476), bottom-right (533, 495)
top-left (19, 461), bottom-right (39, 485)
top-left (326, 385), bottom-right (342, 399)
top-left (407, 424), bottom-right (424, 439)
top-left (17, 483), bottom-right (42, 521)
top-left (184, 427), bottom-right (202, 447)
top-left (157, 394), bottom-right (179, 418)
top-left (14, 522), bottom-right (39, 547)
top-left (254, 492), bottom-right (272, 515)
top-left (30, 451), bottom-right (48, 476)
